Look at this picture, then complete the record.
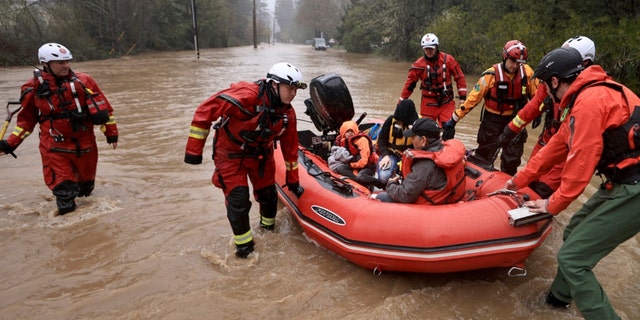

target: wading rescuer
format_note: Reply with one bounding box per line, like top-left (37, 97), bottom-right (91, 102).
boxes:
top-left (184, 62), bottom-right (306, 258)
top-left (443, 40), bottom-right (539, 175)
top-left (497, 36), bottom-right (597, 198)
top-left (399, 33), bottom-right (467, 126)
top-left (0, 43), bottom-right (118, 215)
top-left (506, 47), bottom-right (640, 320)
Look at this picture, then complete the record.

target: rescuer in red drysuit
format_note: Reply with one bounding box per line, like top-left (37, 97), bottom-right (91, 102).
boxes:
top-left (0, 43), bottom-right (118, 215)
top-left (184, 62), bottom-right (306, 258)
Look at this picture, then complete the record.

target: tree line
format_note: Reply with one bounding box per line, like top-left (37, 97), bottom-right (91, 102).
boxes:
top-left (0, 0), bottom-right (273, 64)
top-left (338, 0), bottom-right (640, 92)
top-left (1, 0), bottom-right (638, 91)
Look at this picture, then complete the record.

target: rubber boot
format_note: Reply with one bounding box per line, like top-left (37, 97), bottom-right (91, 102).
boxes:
top-left (78, 180), bottom-right (95, 197)
top-left (546, 292), bottom-right (570, 309)
top-left (235, 240), bottom-right (255, 258)
top-left (52, 180), bottom-right (80, 215)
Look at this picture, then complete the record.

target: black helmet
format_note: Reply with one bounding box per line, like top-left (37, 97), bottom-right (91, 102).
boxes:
top-left (533, 47), bottom-right (584, 83)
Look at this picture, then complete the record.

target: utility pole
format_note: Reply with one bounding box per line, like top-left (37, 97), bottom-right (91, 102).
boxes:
top-left (191, 0), bottom-right (200, 60)
top-left (253, 0), bottom-right (258, 49)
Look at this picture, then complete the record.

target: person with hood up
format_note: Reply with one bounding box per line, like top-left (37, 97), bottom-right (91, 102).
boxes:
top-left (331, 120), bottom-right (380, 190)
top-left (375, 99), bottom-right (419, 185)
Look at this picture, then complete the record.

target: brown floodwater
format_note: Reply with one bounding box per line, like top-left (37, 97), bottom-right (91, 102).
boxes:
top-left (0, 44), bottom-right (637, 319)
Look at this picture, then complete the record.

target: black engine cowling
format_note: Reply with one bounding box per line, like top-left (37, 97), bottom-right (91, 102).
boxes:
top-left (305, 73), bottom-right (355, 133)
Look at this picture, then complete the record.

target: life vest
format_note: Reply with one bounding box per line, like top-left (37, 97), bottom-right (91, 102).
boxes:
top-left (419, 53), bottom-right (454, 105)
top-left (401, 139), bottom-right (466, 205)
top-left (217, 88), bottom-right (288, 155)
top-left (339, 133), bottom-right (378, 165)
top-left (34, 69), bottom-right (109, 125)
top-left (384, 118), bottom-right (413, 157)
top-left (484, 63), bottom-right (528, 114)
top-left (571, 81), bottom-right (640, 180)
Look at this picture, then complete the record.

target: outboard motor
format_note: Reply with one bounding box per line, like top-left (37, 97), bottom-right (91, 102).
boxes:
top-left (305, 73), bottom-right (355, 134)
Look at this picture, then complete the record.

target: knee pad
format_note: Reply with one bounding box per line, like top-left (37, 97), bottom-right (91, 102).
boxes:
top-left (225, 187), bottom-right (252, 235)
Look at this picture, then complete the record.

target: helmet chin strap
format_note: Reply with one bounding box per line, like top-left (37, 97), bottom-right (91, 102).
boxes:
top-left (502, 60), bottom-right (517, 74)
top-left (268, 81), bottom-right (284, 109)
top-left (549, 81), bottom-right (561, 103)
top-left (551, 92), bottom-right (561, 104)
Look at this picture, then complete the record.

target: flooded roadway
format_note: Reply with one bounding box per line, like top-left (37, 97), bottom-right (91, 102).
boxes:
top-left (0, 44), bottom-right (638, 319)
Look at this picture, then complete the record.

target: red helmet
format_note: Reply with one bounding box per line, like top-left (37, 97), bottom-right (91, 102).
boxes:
top-left (502, 40), bottom-right (528, 63)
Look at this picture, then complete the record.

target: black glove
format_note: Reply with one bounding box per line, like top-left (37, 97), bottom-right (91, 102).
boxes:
top-left (442, 119), bottom-right (457, 140)
top-left (531, 115), bottom-right (542, 129)
top-left (497, 126), bottom-right (518, 147)
top-left (287, 183), bottom-right (304, 198)
top-left (0, 140), bottom-right (17, 158)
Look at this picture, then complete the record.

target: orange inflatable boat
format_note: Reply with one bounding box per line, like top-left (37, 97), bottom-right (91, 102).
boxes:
top-left (274, 73), bottom-right (552, 274)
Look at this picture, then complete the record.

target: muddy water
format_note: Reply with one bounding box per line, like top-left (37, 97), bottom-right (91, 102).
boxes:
top-left (0, 44), bottom-right (638, 320)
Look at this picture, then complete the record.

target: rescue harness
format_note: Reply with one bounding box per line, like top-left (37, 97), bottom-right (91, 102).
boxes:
top-left (420, 53), bottom-right (454, 106)
top-left (483, 63), bottom-right (529, 115)
top-left (210, 81), bottom-right (289, 177)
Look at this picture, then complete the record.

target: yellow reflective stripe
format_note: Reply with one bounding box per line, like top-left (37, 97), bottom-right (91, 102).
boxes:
top-left (260, 216), bottom-right (275, 227)
top-left (12, 126), bottom-right (31, 139)
top-left (511, 115), bottom-right (526, 129)
top-left (285, 161), bottom-right (298, 171)
top-left (189, 126), bottom-right (209, 140)
top-left (234, 230), bottom-right (253, 245)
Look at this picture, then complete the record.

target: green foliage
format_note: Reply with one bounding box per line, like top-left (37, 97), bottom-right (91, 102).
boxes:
top-left (0, 0), bottom-right (269, 65)
top-left (339, 0), bottom-right (640, 92)
top-left (339, 1), bottom-right (379, 53)
top-left (1, 0), bottom-right (639, 92)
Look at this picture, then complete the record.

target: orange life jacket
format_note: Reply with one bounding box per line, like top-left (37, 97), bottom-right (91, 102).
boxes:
top-left (336, 133), bottom-right (378, 165)
top-left (401, 139), bottom-right (466, 205)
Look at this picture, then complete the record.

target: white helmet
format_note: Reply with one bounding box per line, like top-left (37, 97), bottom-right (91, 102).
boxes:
top-left (421, 33), bottom-right (439, 49)
top-left (266, 62), bottom-right (307, 89)
top-left (38, 43), bottom-right (73, 63)
top-left (562, 36), bottom-right (595, 63)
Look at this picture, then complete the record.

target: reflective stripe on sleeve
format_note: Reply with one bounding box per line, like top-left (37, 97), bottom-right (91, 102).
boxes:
top-left (189, 126), bottom-right (209, 140)
top-left (12, 126), bottom-right (31, 140)
top-left (511, 115), bottom-right (526, 129)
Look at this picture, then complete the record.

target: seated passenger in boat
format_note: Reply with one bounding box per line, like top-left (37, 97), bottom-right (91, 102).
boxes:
top-left (330, 120), bottom-right (382, 189)
top-left (376, 99), bottom-right (419, 185)
top-left (373, 118), bottom-right (466, 204)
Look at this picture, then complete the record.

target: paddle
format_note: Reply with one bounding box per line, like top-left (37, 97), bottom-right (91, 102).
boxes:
top-left (1, 101), bottom-right (21, 158)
